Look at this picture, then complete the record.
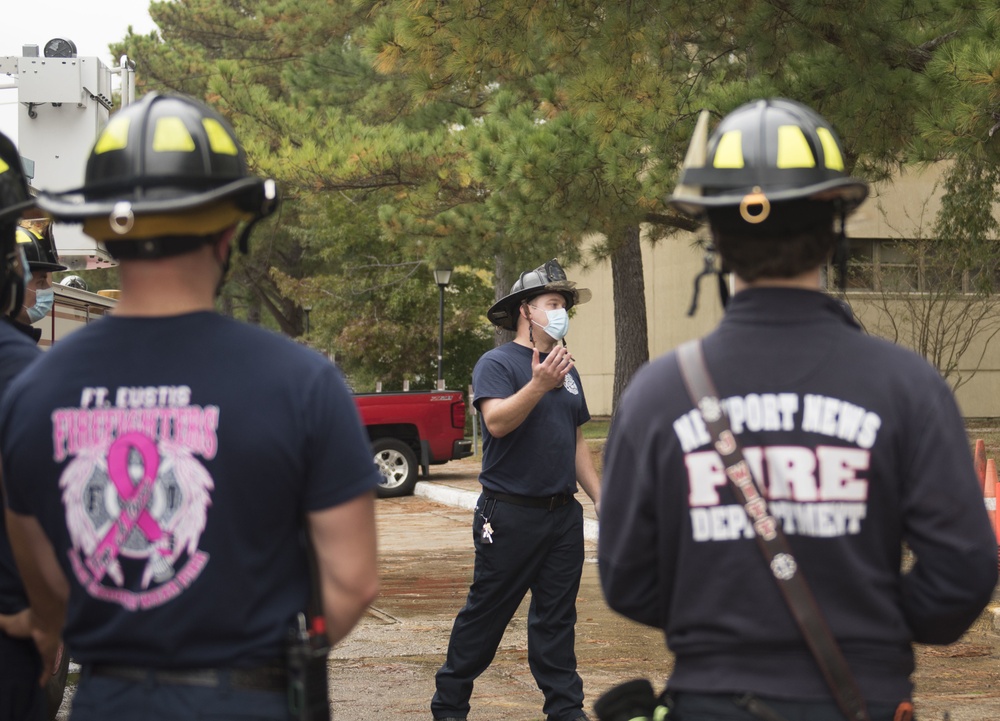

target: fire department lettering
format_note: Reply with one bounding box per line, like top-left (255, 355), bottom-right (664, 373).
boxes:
top-left (672, 392), bottom-right (882, 453)
top-left (671, 393), bottom-right (879, 541)
top-left (685, 445), bottom-right (870, 541)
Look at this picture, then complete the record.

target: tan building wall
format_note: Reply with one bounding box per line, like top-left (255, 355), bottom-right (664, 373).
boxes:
top-left (570, 233), bottom-right (725, 417)
top-left (569, 163), bottom-right (1000, 418)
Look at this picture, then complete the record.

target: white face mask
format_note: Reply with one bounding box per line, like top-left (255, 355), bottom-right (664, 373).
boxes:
top-left (531, 307), bottom-right (569, 340)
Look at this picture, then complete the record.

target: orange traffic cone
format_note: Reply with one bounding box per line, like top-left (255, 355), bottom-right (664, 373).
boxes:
top-left (974, 439), bottom-right (987, 495)
top-left (985, 459), bottom-right (997, 539)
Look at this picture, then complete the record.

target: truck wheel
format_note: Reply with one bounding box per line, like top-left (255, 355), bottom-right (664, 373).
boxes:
top-left (372, 438), bottom-right (418, 498)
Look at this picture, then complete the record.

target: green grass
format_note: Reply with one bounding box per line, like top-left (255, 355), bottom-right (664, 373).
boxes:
top-left (965, 419), bottom-right (1000, 473)
top-left (966, 419), bottom-right (1000, 457)
top-left (583, 416), bottom-right (611, 439)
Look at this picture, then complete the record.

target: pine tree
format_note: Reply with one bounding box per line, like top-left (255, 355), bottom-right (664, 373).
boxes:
top-left (113, 0), bottom-right (997, 407)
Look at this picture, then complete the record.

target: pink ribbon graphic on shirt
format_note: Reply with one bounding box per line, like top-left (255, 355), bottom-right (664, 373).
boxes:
top-left (85, 432), bottom-right (166, 582)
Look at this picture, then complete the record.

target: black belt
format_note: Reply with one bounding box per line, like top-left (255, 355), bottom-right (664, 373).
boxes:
top-left (87, 663), bottom-right (287, 692)
top-left (484, 488), bottom-right (571, 510)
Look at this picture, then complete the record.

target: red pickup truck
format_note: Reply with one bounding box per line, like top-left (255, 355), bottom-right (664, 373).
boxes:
top-left (354, 390), bottom-right (473, 498)
top-left (43, 290), bottom-right (472, 498)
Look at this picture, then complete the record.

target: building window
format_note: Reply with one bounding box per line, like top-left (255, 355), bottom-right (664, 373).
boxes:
top-left (839, 238), bottom-right (874, 290)
top-left (830, 238), bottom-right (973, 294)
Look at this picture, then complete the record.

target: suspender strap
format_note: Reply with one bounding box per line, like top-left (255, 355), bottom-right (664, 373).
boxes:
top-left (676, 340), bottom-right (871, 721)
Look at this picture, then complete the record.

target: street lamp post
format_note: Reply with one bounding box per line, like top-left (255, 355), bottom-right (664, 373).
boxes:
top-left (303, 305), bottom-right (312, 335)
top-left (433, 267), bottom-right (453, 390)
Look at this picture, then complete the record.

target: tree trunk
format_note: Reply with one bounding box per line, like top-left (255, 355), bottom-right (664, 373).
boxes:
top-left (247, 292), bottom-right (262, 325)
top-left (493, 254), bottom-right (517, 346)
top-left (611, 225), bottom-right (648, 415)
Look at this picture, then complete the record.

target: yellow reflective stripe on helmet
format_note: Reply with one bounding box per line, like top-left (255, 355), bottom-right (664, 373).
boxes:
top-left (152, 117), bottom-right (196, 153)
top-left (94, 116), bottom-right (131, 155)
top-left (776, 125), bottom-right (816, 168)
top-left (202, 119), bottom-right (239, 156)
top-left (0, 157), bottom-right (8, 174)
top-left (653, 704), bottom-right (670, 721)
top-left (83, 202), bottom-right (254, 242)
top-left (817, 127), bottom-right (845, 171)
top-left (713, 130), bottom-right (744, 168)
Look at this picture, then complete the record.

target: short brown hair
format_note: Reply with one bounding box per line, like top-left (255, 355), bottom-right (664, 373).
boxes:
top-left (708, 201), bottom-right (838, 282)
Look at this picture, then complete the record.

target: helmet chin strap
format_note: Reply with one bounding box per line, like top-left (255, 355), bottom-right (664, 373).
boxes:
top-left (236, 217), bottom-right (259, 255)
top-left (524, 303), bottom-right (536, 348)
top-left (213, 230), bottom-right (238, 297)
top-left (687, 243), bottom-right (728, 317)
top-left (2, 246), bottom-right (24, 318)
top-left (216, 245), bottom-right (232, 298)
top-left (220, 198), bottom-right (275, 296)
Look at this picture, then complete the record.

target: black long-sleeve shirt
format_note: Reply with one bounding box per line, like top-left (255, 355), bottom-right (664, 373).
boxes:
top-left (599, 288), bottom-right (998, 703)
top-left (0, 318), bottom-right (41, 678)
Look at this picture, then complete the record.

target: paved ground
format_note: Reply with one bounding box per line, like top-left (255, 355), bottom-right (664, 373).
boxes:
top-left (329, 486), bottom-right (665, 721)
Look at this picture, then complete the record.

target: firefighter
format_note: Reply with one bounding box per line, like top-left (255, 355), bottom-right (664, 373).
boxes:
top-left (599, 99), bottom-right (997, 720)
top-left (432, 258), bottom-right (601, 721)
top-left (0, 130), bottom-right (46, 721)
top-left (1, 93), bottom-right (380, 721)
top-left (12, 220), bottom-right (67, 342)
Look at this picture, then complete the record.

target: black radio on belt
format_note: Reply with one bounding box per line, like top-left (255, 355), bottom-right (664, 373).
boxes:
top-left (289, 519), bottom-right (332, 721)
top-left (287, 611), bottom-right (331, 721)
top-left (593, 678), bottom-right (661, 721)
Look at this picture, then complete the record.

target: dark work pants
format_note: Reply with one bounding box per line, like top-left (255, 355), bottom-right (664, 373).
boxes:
top-left (0, 634), bottom-right (44, 721)
top-left (0, 678), bottom-right (44, 721)
top-left (669, 692), bottom-right (908, 721)
top-left (432, 494), bottom-right (585, 721)
top-left (69, 667), bottom-right (288, 720)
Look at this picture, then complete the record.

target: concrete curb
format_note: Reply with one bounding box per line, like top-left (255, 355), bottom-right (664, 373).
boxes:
top-left (414, 481), bottom-right (599, 543)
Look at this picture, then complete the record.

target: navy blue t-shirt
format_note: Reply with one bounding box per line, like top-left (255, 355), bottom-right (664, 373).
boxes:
top-left (0, 312), bottom-right (381, 668)
top-left (0, 318), bottom-right (42, 678)
top-left (473, 342), bottom-right (590, 496)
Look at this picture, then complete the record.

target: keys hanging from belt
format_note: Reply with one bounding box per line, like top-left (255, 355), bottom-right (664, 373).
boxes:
top-left (479, 497), bottom-right (497, 544)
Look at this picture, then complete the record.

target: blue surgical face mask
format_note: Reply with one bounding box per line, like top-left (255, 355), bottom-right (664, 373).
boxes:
top-left (27, 287), bottom-right (54, 323)
top-left (531, 307), bottom-right (569, 341)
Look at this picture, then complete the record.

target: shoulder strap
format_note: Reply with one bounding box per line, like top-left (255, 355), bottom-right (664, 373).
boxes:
top-left (676, 340), bottom-right (870, 721)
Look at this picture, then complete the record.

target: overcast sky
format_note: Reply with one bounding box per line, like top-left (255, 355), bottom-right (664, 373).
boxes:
top-left (0, 0), bottom-right (156, 140)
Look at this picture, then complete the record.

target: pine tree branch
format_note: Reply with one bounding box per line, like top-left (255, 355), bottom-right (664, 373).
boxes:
top-left (644, 212), bottom-right (702, 233)
top-left (900, 31), bottom-right (960, 72)
top-left (765, 0), bottom-right (959, 73)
